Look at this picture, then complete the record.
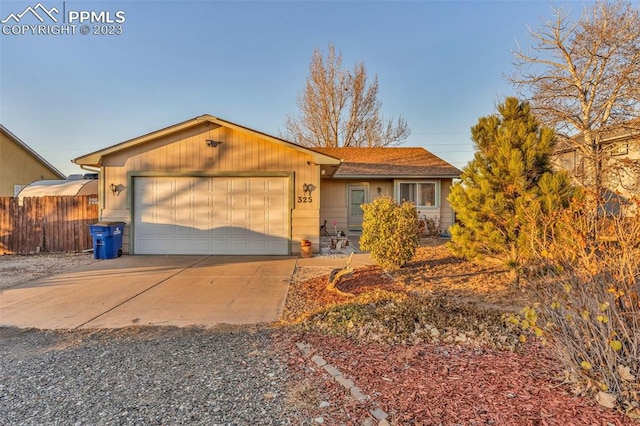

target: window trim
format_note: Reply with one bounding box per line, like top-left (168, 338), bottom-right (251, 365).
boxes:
top-left (395, 180), bottom-right (440, 208)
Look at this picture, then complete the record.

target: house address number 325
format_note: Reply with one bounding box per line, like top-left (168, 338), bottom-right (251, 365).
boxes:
top-left (297, 196), bottom-right (313, 203)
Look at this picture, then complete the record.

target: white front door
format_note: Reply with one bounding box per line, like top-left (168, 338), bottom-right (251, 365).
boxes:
top-left (133, 176), bottom-right (290, 255)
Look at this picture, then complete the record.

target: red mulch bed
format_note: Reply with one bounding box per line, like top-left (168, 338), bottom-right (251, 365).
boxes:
top-left (277, 332), bottom-right (637, 425)
top-left (278, 242), bottom-right (639, 424)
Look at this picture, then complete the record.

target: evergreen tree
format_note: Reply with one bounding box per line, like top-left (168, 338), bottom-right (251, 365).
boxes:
top-left (448, 97), bottom-right (573, 285)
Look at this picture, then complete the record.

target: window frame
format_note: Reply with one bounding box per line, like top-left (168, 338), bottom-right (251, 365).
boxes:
top-left (395, 180), bottom-right (440, 208)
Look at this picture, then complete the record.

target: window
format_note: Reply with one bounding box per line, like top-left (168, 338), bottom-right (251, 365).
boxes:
top-left (398, 182), bottom-right (437, 207)
top-left (611, 143), bottom-right (629, 157)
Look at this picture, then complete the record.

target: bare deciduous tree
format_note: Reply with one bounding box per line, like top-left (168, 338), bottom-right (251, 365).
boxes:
top-left (285, 44), bottom-right (410, 147)
top-left (511, 0), bottom-right (640, 198)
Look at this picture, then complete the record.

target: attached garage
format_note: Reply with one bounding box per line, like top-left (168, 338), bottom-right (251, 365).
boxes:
top-left (133, 176), bottom-right (290, 255)
top-left (72, 115), bottom-right (340, 255)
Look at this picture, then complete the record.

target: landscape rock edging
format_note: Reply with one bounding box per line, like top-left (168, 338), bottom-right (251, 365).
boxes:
top-left (295, 341), bottom-right (390, 425)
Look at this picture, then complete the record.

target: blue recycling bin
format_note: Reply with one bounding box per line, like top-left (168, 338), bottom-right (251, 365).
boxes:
top-left (89, 222), bottom-right (125, 259)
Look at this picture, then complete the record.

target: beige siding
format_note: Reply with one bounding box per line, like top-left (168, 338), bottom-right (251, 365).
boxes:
top-left (291, 209), bottom-right (320, 253)
top-left (100, 123), bottom-right (321, 254)
top-left (322, 178), bottom-right (457, 237)
top-left (0, 132), bottom-right (63, 196)
top-left (319, 179), bottom-right (347, 231)
top-left (320, 179), bottom-right (394, 234)
top-left (554, 141), bottom-right (640, 202)
top-left (438, 178), bottom-right (455, 233)
top-left (606, 141), bottom-right (640, 200)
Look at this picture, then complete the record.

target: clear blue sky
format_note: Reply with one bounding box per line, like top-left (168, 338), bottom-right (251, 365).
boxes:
top-left (0, 0), bottom-right (592, 176)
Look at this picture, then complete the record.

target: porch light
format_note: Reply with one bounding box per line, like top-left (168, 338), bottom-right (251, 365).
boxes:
top-left (303, 183), bottom-right (317, 195)
top-left (110, 183), bottom-right (125, 196)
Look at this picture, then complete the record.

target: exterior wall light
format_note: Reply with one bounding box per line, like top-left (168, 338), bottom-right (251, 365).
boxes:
top-left (110, 183), bottom-right (125, 196)
top-left (303, 183), bottom-right (317, 196)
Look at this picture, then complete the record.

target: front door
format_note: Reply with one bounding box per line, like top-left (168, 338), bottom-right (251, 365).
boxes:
top-left (347, 185), bottom-right (367, 231)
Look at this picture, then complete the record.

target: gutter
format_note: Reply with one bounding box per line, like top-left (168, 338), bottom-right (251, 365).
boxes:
top-left (79, 164), bottom-right (100, 174)
top-left (330, 175), bottom-right (461, 180)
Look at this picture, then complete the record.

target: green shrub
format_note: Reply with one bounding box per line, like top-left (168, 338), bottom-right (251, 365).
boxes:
top-left (360, 195), bottom-right (419, 270)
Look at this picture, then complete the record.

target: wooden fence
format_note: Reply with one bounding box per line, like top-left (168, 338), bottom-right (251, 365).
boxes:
top-left (0, 195), bottom-right (99, 254)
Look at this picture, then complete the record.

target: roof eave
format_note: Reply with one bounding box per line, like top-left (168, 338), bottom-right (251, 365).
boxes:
top-left (73, 116), bottom-right (215, 167)
top-left (73, 114), bottom-right (341, 167)
top-left (209, 116), bottom-right (340, 165)
top-left (330, 174), bottom-right (461, 179)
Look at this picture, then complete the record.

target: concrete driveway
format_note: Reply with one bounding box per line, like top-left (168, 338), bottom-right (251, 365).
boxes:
top-left (0, 256), bottom-right (297, 329)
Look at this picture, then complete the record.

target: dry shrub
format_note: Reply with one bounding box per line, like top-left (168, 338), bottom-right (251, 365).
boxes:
top-left (303, 292), bottom-right (519, 349)
top-left (418, 215), bottom-right (441, 238)
top-left (518, 193), bottom-right (640, 415)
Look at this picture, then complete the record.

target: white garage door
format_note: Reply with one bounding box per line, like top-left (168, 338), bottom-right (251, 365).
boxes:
top-left (134, 177), bottom-right (290, 255)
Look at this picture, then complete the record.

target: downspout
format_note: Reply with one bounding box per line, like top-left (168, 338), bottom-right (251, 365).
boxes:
top-left (78, 164), bottom-right (102, 220)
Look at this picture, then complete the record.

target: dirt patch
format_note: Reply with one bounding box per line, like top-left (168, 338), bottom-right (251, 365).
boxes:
top-left (284, 240), bottom-right (527, 324)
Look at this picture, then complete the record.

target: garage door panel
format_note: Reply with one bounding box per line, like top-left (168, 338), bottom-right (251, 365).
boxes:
top-left (231, 195), bottom-right (248, 208)
top-left (211, 210), bottom-right (229, 221)
top-left (176, 239), bottom-right (209, 253)
top-left (249, 195), bottom-right (266, 208)
top-left (249, 240), bottom-right (267, 252)
top-left (211, 180), bottom-right (227, 191)
top-left (230, 240), bottom-right (248, 252)
top-left (249, 222), bottom-right (267, 233)
top-left (269, 240), bottom-right (288, 253)
top-left (250, 182), bottom-right (267, 193)
top-left (134, 176), bottom-right (290, 255)
top-left (230, 227), bottom-right (249, 237)
top-left (175, 209), bottom-right (192, 223)
top-left (250, 210), bottom-right (266, 222)
top-left (268, 196), bottom-right (286, 207)
top-left (192, 207), bottom-right (213, 222)
top-left (174, 226), bottom-right (195, 237)
top-left (210, 226), bottom-right (232, 237)
top-left (267, 209), bottom-right (286, 221)
top-left (194, 179), bottom-right (211, 191)
top-left (230, 210), bottom-right (248, 221)
top-left (231, 179), bottom-right (248, 191)
top-left (136, 238), bottom-right (175, 254)
top-left (210, 239), bottom-right (230, 252)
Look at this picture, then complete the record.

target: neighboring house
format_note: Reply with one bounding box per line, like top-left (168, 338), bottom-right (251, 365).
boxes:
top-left (313, 147), bottom-right (460, 233)
top-left (0, 125), bottom-right (65, 196)
top-left (554, 119), bottom-right (640, 214)
top-left (72, 115), bottom-right (461, 255)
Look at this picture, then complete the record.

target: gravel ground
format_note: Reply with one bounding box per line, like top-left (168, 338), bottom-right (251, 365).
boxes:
top-left (0, 252), bottom-right (355, 425)
top-left (0, 326), bottom-right (311, 425)
top-left (0, 253), bottom-right (99, 290)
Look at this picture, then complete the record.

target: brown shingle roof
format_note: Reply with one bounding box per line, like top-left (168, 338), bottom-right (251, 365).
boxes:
top-left (312, 147), bottom-right (461, 178)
